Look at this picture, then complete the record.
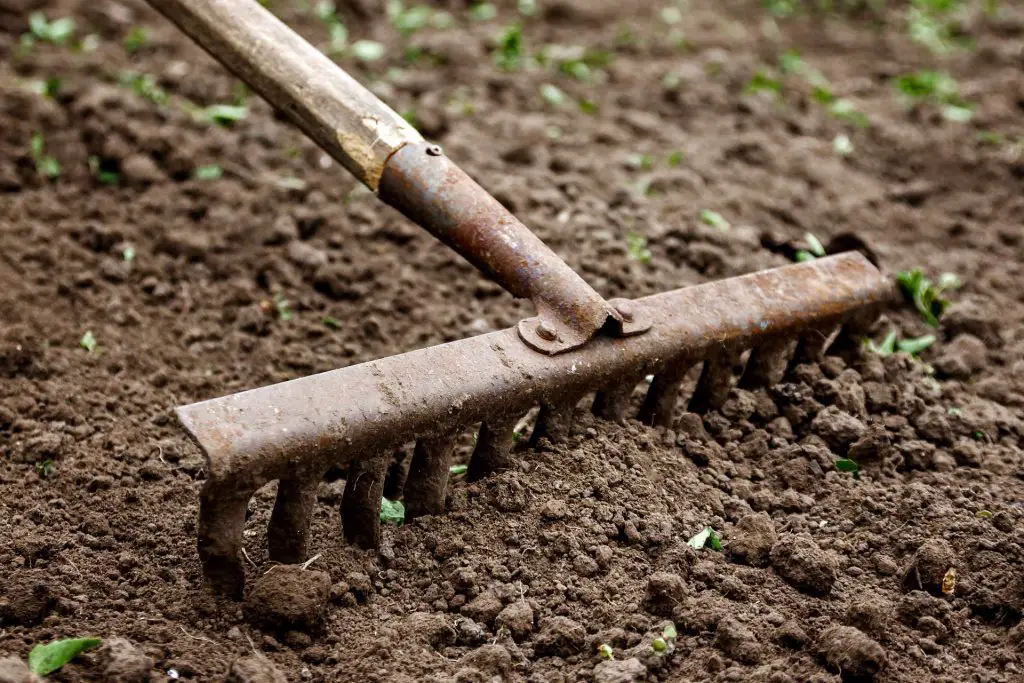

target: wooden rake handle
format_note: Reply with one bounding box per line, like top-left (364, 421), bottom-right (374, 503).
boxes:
top-left (147, 0), bottom-right (423, 190)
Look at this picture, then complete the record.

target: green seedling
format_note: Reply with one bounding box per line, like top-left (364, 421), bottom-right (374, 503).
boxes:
top-left (518, 0), bottom-right (538, 16)
top-left (663, 623), bottom-right (677, 641)
top-left (380, 497), bottom-right (405, 525)
top-left (897, 269), bottom-right (959, 327)
top-left (80, 330), bottom-right (97, 352)
top-left (699, 209), bottom-right (730, 232)
top-left (597, 643), bottom-right (614, 660)
top-left (36, 459), bottom-right (55, 478)
top-left (833, 133), bottom-right (854, 157)
top-left (322, 315), bottom-right (342, 329)
top-left (449, 464), bottom-right (468, 475)
top-left (894, 71), bottom-right (974, 123)
top-left (835, 458), bottom-right (860, 474)
top-left (124, 26), bottom-right (151, 53)
top-left (626, 233), bottom-right (652, 264)
top-left (273, 293), bottom-right (292, 321)
top-left (123, 246), bottom-right (136, 263)
top-left (897, 334), bottom-right (936, 355)
top-left (29, 132), bottom-right (60, 179)
top-left (652, 637), bottom-right (668, 653)
top-left (29, 638), bottom-right (101, 676)
top-left (866, 330), bottom-right (898, 356)
top-left (201, 104), bottom-right (249, 125)
top-left (25, 76), bottom-right (62, 98)
top-left (686, 526), bottom-right (722, 551)
top-left (194, 164), bottom-right (223, 180)
top-left (626, 153), bottom-right (655, 171)
top-left (119, 71), bottom-right (169, 106)
top-left (316, 1), bottom-right (349, 54)
top-left (471, 2), bottom-right (497, 20)
top-left (494, 24), bottom-right (524, 71)
top-left (89, 157), bottom-right (120, 186)
top-left (390, 3), bottom-right (433, 35)
top-left (747, 69), bottom-right (782, 96)
top-left (27, 12), bottom-right (76, 46)
top-left (667, 150), bottom-right (684, 166)
top-left (352, 40), bottom-right (386, 62)
top-left (539, 83), bottom-right (566, 107)
top-left (578, 98), bottom-right (598, 115)
top-left (795, 232), bottom-right (826, 262)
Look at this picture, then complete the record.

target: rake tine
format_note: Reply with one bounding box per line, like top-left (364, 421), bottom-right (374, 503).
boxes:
top-left (739, 337), bottom-right (797, 389)
top-left (197, 480), bottom-right (253, 599)
top-left (267, 473), bottom-right (318, 565)
top-left (638, 357), bottom-right (695, 428)
top-left (531, 400), bottom-right (577, 444)
top-left (341, 455), bottom-right (388, 549)
top-left (404, 433), bottom-right (458, 519)
top-left (593, 382), bottom-right (637, 422)
top-left (382, 446), bottom-right (411, 501)
top-left (689, 345), bottom-right (744, 413)
top-left (468, 416), bottom-right (518, 482)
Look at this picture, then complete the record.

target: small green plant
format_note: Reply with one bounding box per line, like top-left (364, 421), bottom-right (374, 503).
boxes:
top-left (795, 232), bottom-right (826, 262)
top-left (449, 464), bottom-right (468, 475)
top-left (686, 526), bottom-right (722, 551)
top-left (194, 164), bottom-right (223, 181)
top-left (597, 643), bottom-right (614, 660)
top-left (626, 233), bottom-right (652, 264)
top-left (897, 269), bottom-right (959, 327)
top-left (26, 12), bottom-right (76, 47)
top-left (652, 637), bottom-right (668, 653)
top-left (36, 459), bottom-right (55, 478)
top-left (747, 69), bottom-right (782, 96)
top-left (380, 497), bottom-right (405, 525)
top-left (494, 24), bottom-right (524, 71)
top-left (626, 153), bottom-right (655, 171)
top-left (539, 83), bottom-right (566, 107)
top-left (123, 246), bottom-right (136, 263)
top-left (119, 71), bottom-right (169, 106)
top-left (273, 293), bottom-right (292, 321)
top-left (352, 40), bottom-right (386, 62)
top-left (200, 104), bottom-right (248, 125)
top-left (29, 637), bottom-right (101, 676)
top-left (866, 330), bottom-right (936, 356)
top-left (894, 71), bottom-right (974, 123)
top-left (835, 458), bottom-right (860, 474)
top-left (471, 2), bottom-right (497, 20)
top-left (123, 26), bottom-right (151, 54)
top-left (667, 150), bottom-right (684, 167)
top-left (699, 209), bottom-right (730, 232)
top-left (88, 156), bottom-right (120, 186)
top-left (80, 330), bottom-right (97, 352)
top-left (389, 3), bottom-right (433, 35)
top-left (29, 132), bottom-right (60, 179)
top-left (322, 315), bottom-right (342, 329)
top-left (833, 133), bottom-right (854, 157)
top-left (25, 76), bottom-right (62, 98)
top-left (316, 1), bottom-right (349, 54)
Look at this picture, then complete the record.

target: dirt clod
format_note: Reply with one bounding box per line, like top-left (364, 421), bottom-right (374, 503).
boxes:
top-left (728, 512), bottom-right (777, 567)
top-left (459, 644), bottom-right (511, 678)
top-left (100, 637), bottom-right (154, 682)
top-left (243, 565), bottom-right (331, 632)
top-left (226, 654), bottom-right (288, 683)
top-left (644, 572), bottom-right (687, 616)
top-left (495, 601), bottom-right (534, 642)
top-left (902, 539), bottom-right (957, 596)
top-left (593, 657), bottom-right (647, 683)
top-left (818, 625), bottom-right (887, 680)
top-left (534, 616), bottom-right (586, 657)
top-left (0, 573), bottom-right (53, 627)
top-left (770, 535), bottom-right (839, 597)
top-left (713, 616), bottom-right (763, 664)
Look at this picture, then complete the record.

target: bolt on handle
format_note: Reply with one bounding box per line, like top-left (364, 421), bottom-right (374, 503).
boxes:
top-left (148, 0), bottom-right (627, 351)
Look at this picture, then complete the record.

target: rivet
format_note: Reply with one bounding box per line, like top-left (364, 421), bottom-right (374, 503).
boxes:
top-left (536, 320), bottom-right (558, 342)
top-left (615, 301), bottom-right (634, 322)
top-left (426, 144), bottom-right (443, 157)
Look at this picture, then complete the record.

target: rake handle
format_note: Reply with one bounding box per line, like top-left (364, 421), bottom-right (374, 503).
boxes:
top-left (147, 0), bottom-right (423, 190)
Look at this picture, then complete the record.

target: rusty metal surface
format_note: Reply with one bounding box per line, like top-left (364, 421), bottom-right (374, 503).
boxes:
top-left (379, 142), bottom-right (623, 354)
top-left (178, 252), bottom-right (897, 595)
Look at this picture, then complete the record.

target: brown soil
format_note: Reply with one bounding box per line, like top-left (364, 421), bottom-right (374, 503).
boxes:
top-left (2, 0), bottom-right (1024, 681)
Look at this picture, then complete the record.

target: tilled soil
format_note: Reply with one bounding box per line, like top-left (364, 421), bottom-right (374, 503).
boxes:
top-left (2, 0), bottom-right (1024, 681)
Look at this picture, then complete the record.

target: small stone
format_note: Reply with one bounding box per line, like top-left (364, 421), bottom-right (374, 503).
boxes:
top-left (0, 657), bottom-right (34, 683)
top-left (728, 512), bottom-right (777, 567)
top-left (644, 572), bottom-right (686, 616)
top-left (243, 565), bottom-right (331, 632)
top-left (574, 554), bottom-right (600, 577)
top-left (226, 654), bottom-right (288, 683)
top-left (593, 657), bottom-right (647, 683)
top-left (595, 545), bottom-right (614, 570)
top-left (286, 241), bottom-right (328, 270)
top-left (818, 626), bottom-right (887, 679)
top-left (495, 601), bottom-right (534, 642)
top-left (533, 616), bottom-right (586, 657)
top-left (902, 539), bottom-right (956, 596)
top-left (770, 535), bottom-right (838, 596)
top-left (540, 499), bottom-right (568, 520)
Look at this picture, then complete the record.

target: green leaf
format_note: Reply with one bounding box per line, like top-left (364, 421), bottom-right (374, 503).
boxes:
top-left (471, 2), bottom-right (497, 20)
top-left (942, 104), bottom-right (973, 123)
top-left (833, 133), bottom-right (854, 157)
top-left (393, 5), bottom-right (432, 35)
top-left (597, 643), bottom-right (614, 660)
top-left (897, 334), bottom-right (936, 355)
top-left (660, 7), bottom-right (682, 23)
top-left (663, 623), bottom-right (678, 640)
top-left (897, 269), bottom-right (951, 327)
top-left (122, 246), bottom-right (135, 263)
top-left (494, 23), bottom-right (523, 71)
top-left (805, 233), bottom-right (826, 257)
top-left (194, 164), bottom-right (223, 180)
top-left (626, 153), bottom-right (655, 171)
top-left (699, 209), bottom-right (730, 232)
top-left (380, 497), bottom-right (405, 526)
top-left (47, 17), bottom-right (76, 44)
top-left (203, 104), bottom-right (248, 125)
top-left (686, 526), bottom-right (721, 550)
top-left (795, 250), bottom-right (816, 263)
top-left (779, 49), bottom-right (804, 74)
top-left (352, 40), bottom-right (386, 62)
top-left (123, 26), bottom-right (151, 53)
top-left (30, 132), bottom-right (45, 158)
top-left (29, 637), bottom-right (101, 676)
top-left (449, 464), bottom-right (468, 475)
top-left (746, 69), bottom-right (782, 96)
top-left (626, 232), bottom-right (652, 264)
top-left (322, 315), bottom-right (342, 329)
top-left (328, 22), bottom-right (348, 54)
top-left (652, 637), bottom-right (668, 653)
top-left (80, 330), bottom-right (97, 352)
top-left (37, 157), bottom-right (61, 178)
top-left (835, 458), bottom-right (860, 473)
top-left (667, 150), bottom-right (684, 167)
top-left (539, 83), bottom-right (566, 107)
top-left (29, 12), bottom-right (49, 38)
top-left (867, 330), bottom-right (898, 356)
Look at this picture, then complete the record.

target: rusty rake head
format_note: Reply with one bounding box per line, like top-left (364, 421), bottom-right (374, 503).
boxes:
top-left (176, 252), bottom-right (895, 597)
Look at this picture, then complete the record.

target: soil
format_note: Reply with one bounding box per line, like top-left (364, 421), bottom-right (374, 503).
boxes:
top-left (2, 0), bottom-right (1024, 681)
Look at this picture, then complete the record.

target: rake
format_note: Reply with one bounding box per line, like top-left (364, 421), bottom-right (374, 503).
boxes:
top-left (149, 0), bottom-right (897, 597)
